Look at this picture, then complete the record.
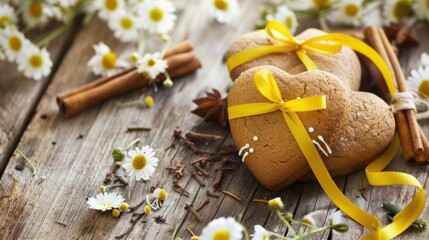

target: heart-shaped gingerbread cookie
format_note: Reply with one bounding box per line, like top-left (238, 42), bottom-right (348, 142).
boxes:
top-left (299, 91), bottom-right (395, 181)
top-left (228, 66), bottom-right (351, 189)
top-left (227, 28), bottom-right (362, 91)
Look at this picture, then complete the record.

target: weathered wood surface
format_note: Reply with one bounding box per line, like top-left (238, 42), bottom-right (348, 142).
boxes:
top-left (1, 1), bottom-right (429, 239)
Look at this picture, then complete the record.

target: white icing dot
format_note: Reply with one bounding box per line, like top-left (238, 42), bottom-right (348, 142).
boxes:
top-left (252, 136), bottom-right (259, 142)
top-left (309, 127), bottom-right (314, 133)
top-left (249, 148), bottom-right (254, 153)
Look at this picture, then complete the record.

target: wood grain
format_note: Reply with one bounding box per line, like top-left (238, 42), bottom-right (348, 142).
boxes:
top-left (1, 1), bottom-right (429, 240)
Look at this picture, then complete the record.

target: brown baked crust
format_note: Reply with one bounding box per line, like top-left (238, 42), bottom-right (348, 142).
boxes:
top-left (227, 28), bottom-right (362, 91)
top-left (228, 66), bottom-right (351, 190)
top-left (299, 91), bottom-right (395, 181)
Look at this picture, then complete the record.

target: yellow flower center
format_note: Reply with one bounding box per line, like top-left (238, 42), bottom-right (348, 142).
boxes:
top-left (29, 55), bottom-right (43, 68)
top-left (102, 202), bottom-right (112, 208)
top-left (105, 0), bottom-right (118, 11)
top-left (214, 0), bottom-right (228, 11)
top-left (0, 16), bottom-right (10, 25)
top-left (101, 52), bottom-right (117, 70)
top-left (112, 209), bottom-right (120, 217)
top-left (312, 0), bottom-right (331, 8)
top-left (418, 80), bottom-right (429, 98)
top-left (285, 16), bottom-right (293, 29)
top-left (132, 154), bottom-right (147, 170)
top-left (393, 1), bottom-right (412, 20)
top-left (344, 4), bottom-right (359, 16)
top-left (213, 229), bottom-right (230, 240)
top-left (150, 8), bottom-right (164, 22)
top-left (144, 205), bottom-right (152, 214)
top-left (9, 36), bottom-right (22, 51)
top-left (145, 96), bottom-right (155, 107)
top-left (120, 17), bottom-right (133, 29)
top-left (29, 2), bottom-right (43, 18)
top-left (147, 58), bottom-right (156, 66)
top-left (158, 189), bottom-right (167, 201)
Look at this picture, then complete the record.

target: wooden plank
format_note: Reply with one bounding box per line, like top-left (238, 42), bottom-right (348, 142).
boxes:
top-left (0, 1), bottom-right (264, 239)
top-left (0, 23), bottom-right (76, 175)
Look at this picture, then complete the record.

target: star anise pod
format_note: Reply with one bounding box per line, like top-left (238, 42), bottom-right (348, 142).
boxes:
top-left (191, 89), bottom-right (228, 127)
top-left (383, 23), bottom-right (419, 49)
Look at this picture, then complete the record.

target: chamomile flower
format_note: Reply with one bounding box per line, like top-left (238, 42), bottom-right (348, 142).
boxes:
top-left (208, 0), bottom-right (240, 24)
top-left (87, 42), bottom-right (129, 76)
top-left (22, 1), bottom-right (55, 27)
top-left (87, 192), bottom-right (125, 211)
top-left (420, 52), bottom-right (429, 69)
top-left (136, 52), bottom-right (168, 79)
top-left (0, 4), bottom-right (16, 26)
top-left (311, 0), bottom-right (332, 9)
top-left (266, 5), bottom-right (298, 34)
top-left (108, 10), bottom-right (140, 42)
top-left (302, 210), bottom-right (325, 227)
top-left (407, 66), bottom-right (429, 98)
top-left (382, 0), bottom-right (412, 24)
top-left (153, 188), bottom-right (168, 201)
top-left (140, 0), bottom-right (176, 34)
top-left (268, 197), bottom-right (284, 211)
top-left (0, 26), bottom-right (30, 62)
top-left (413, 0), bottom-right (429, 22)
top-left (252, 225), bottom-right (269, 240)
top-left (200, 217), bottom-right (244, 240)
top-left (122, 146), bottom-right (158, 181)
top-left (91, 0), bottom-right (124, 20)
top-left (328, 0), bottom-right (364, 27)
top-left (17, 46), bottom-right (53, 80)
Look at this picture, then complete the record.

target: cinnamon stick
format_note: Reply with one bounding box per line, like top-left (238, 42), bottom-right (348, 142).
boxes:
top-left (377, 28), bottom-right (426, 161)
top-left (57, 41), bottom-right (201, 117)
top-left (364, 26), bottom-right (429, 163)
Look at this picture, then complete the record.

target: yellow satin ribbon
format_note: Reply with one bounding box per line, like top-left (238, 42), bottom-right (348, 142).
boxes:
top-left (228, 68), bottom-right (425, 239)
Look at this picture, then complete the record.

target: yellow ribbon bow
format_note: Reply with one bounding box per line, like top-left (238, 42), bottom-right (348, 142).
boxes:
top-left (228, 68), bottom-right (425, 239)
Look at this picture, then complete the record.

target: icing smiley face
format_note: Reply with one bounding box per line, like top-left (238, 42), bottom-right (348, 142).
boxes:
top-left (228, 65), bottom-right (351, 190)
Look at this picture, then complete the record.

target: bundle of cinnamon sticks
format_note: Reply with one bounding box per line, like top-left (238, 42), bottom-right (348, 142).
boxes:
top-left (57, 40), bottom-right (201, 117)
top-left (363, 26), bottom-right (429, 164)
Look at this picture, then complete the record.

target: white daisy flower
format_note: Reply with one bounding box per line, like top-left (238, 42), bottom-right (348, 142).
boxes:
top-left (136, 52), bottom-right (168, 79)
top-left (382, 0), bottom-right (412, 24)
top-left (0, 26), bottom-right (30, 62)
top-left (0, 4), bottom-right (17, 26)
top-left (266, 5), bottom-right (298, 34)
top-left (87, 42), bottom-right (129, 76)
top-left (310, 0), bottom-right (332, 9)
top-left (208, 0), bottom-right (240, 24)
top-left (285, 0), bottom-right (313, 11)
top-left (91, 0), bottom-right (125, 20)
top-left (407, 66), bottom-right (429, 98)
top-left (17, 46), bottom-right (53, 81)
top-left (302, 210), bottom-right (325, 227)
top-left (328, 0), bottom-right (364, 27)
top-left (252, 225), bottom-right (269, 240)
top-left (140, 0), bottom-right (176, 34)
top-left (108, 10), bottom-right (140, 42)
top-left (200, 217), bottom-right (243, 240)
top-left (419, 52), bottom-right (429, 69)
top-left (413, 0), bottom-right (429, 22)
top-left (87, 192), bottom-right (125, 211)
top-left (22, 1), bottom-right (55, 27)
top-left (153, 188), bottom-right (168, 201)
top-left (122, 146), bottom-right (158, 181)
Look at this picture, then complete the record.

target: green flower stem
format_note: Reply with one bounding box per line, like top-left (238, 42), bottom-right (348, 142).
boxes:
top-left (163, 71), bottom-right (171, 81)
top-left (295, 226), bottom-right (331, 240)
top-left (105, 183), bottom-right (124, 191)
top-left (186, 227), bottom-right (196, 237)
top-left (243, 225), bottom-right (250, 240)
top-left (160, 40), bottom-right (171, 59)
top-left (170, 225), bottom-right (179, 240)
top-left (124, 138), bottom-right (141, 151)
top-left (115, 99), bottom-right (146, 107)
top-left (138, 31), bottom-right (149, 55)
top-left (15, 148), bottom-right (36, 175)
top-left (268, 231), bottom-right (289, 239)
top-left (35, 23), bottom-right (72, 48)
top-left (277, 211), bottom-right (297, 237)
